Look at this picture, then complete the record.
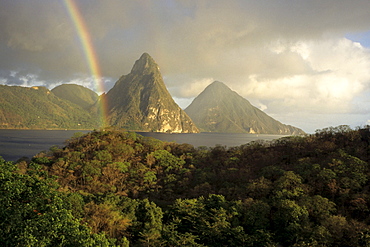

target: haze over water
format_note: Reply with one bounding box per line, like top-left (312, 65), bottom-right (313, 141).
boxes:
top-left (0, 130), bottom-right (284, 161)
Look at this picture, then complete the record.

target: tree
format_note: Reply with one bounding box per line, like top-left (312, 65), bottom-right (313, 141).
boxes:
top-left (127, 199), bottom-right (163, 246)
top-left (0, 159), bottom-right (112, 246)
top-left (271, 199), bottom-right (309, 245)
top-left (166, 194), bottom-right (249, 246)
top-left (272, 171), bottom-right (305, 200)
top-left (83, 201), bottom-right (130, 241)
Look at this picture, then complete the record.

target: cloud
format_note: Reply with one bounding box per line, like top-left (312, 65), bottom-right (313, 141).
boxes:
top-left (0, 71), bottom-right (47, 88)
top-left (168, 77), bottom-right (215, 98)
top-left (237, 38), bottom-right (370, 115)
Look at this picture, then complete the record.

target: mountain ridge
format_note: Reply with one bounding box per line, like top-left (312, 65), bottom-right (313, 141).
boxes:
top-left (0, 85), bottom-right (99, 129)
top-left (51, 84), bottom-right (98, 110)
top-left (185, 81), bottom-right (305, 135)
top-left (0, 53), bottom-right (305, 134)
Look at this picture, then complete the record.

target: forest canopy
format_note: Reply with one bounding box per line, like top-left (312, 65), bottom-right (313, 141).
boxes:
top-left (2, 125), bottom-right (370, 246)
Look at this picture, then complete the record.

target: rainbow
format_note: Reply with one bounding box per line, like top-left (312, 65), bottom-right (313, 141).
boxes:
top-left (63, 0), bottom-right (108, 128)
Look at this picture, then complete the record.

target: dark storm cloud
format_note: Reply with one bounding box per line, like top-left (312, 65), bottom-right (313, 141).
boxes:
top-left (1, 0), bottom-right (370, 79)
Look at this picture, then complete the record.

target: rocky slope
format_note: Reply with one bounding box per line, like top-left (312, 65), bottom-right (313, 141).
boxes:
top-left (185, 81), bottom-right (305, 135)
top-left (105, 53), bottom-right (199, 133)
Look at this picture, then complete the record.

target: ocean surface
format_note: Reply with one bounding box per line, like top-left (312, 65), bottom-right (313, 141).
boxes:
top-left (0, 129), bottom-right (285, 161)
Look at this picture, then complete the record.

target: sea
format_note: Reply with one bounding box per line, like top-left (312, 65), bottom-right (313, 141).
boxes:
top-left (0, 129), bottom-right (286, 161)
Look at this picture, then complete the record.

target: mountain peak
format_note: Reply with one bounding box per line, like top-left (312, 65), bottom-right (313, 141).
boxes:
top-left (131, 52), bottom-right (159, 74)
top-left (185, 81), bottom-right (305, 135)
top-left (209, 81), bottom-right (227, 88)
top-left (106, 53), bottom-right (199, 133)
top-left (206, 81), bottom-right (231, 92)
top-left (197, 81), bottom-right (235, 100)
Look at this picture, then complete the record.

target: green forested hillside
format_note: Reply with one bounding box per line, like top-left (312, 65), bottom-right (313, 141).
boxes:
top-left (0, 85), bottom-right (100, 129)
top-left (2, 125), bottom-right (370, 246)
top-left (51, 84), bottom-right (98, 110)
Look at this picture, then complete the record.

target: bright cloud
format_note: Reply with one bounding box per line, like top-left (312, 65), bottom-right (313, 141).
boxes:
top-left (176, 78), bottom-right (215, 98)
top-left (235, 38), bottom-right (370, 118)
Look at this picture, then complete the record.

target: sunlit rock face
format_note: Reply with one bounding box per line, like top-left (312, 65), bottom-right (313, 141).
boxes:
top-left (185, 81), bottom-right (305, 135)
top-left (106, 53), bottom-right (199, 133)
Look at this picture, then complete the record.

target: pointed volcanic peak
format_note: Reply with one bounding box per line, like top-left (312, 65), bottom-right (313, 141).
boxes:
top-left (130, 52), bottom-right (160, 75)
top-left (185, 81), bottom-right (305, 135)
top-left (105, 53), bottom-right (199, 133)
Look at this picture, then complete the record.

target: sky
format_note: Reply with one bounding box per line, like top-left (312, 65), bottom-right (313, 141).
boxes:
top-left (1, 0), bottom-right (370, 133)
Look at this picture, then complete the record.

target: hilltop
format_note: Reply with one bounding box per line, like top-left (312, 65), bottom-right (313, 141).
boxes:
top-left (186, 81), bottom-right (305, 135)
top-left (51, 83), bottom-right (98, 110)
top-left (0, 85), bottom-right (99, 129)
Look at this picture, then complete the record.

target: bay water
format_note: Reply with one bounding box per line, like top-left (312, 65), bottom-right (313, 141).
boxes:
top-left (0, 129), bottom-right (285, 161)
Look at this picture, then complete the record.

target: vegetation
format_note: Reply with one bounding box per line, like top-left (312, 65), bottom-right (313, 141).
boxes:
top-left (0, 85), bottom-right (100, 129)
top-left (51, 84), bottom-right (99, 110)
top-left (2, 125), bottom-right (370, 246)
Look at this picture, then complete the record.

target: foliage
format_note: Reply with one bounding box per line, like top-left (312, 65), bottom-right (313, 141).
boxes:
top-left (0, 158), bottom-right (112, 246)
top-left (4, 125), bottom-right (370, 246)
top-left (51, 84), bottom-right (98, 110)
top-left (0, 85), bottom-right (100, 129)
